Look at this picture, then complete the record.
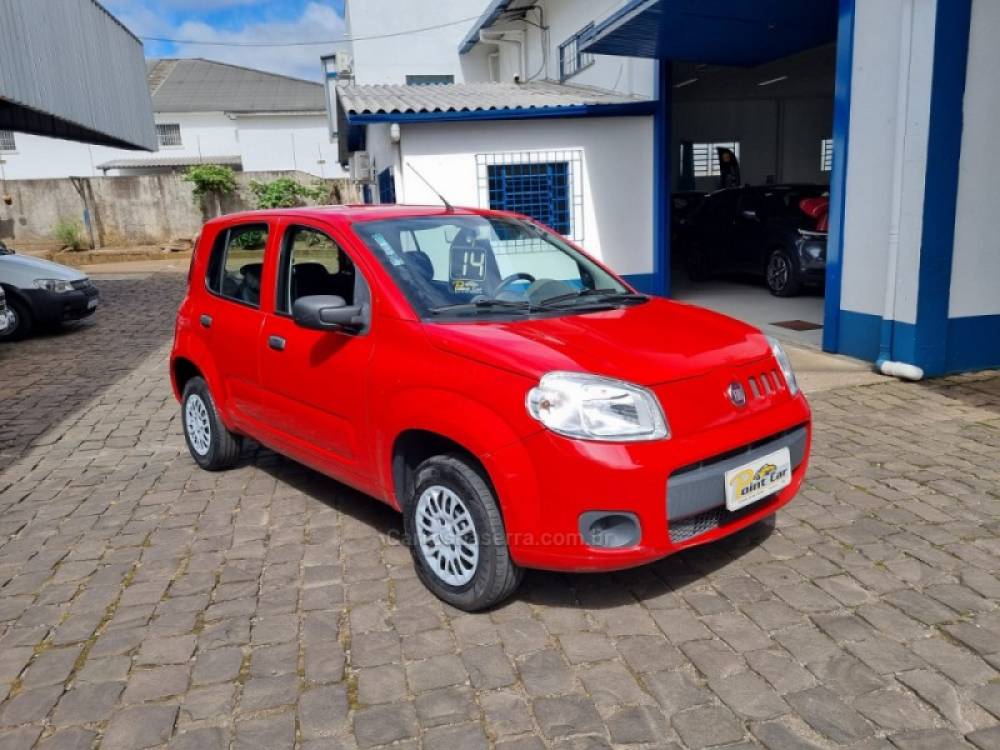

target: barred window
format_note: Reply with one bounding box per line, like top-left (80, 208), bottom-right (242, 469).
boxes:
top-left (477, 150), bottom-right (584, 240)
top-left (821, 138), bottom-right (834, 171)
top-left (686, 141), bottom-right (741, 178)
top-left (156, 123), bottom-right (182, 148)
top-left (0, 130), bottom-right (16, 152)
top-left (559, 23), bottom-right (595, 81)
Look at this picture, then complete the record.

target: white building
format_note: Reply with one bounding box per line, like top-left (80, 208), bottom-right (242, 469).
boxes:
top-left (1, 58), bottom-right (344, 179)
top-left (335, 0), bottom-right (1000, 377)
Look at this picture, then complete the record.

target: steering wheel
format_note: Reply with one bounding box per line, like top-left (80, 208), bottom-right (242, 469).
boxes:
top-left (494, 272), bottom-right (536, 298)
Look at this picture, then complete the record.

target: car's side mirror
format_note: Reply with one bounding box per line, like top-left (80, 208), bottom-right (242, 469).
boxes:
top-left (292, 295), bottom-right (367, 333)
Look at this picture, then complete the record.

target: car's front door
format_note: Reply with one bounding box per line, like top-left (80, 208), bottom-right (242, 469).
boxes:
top-left (734, 189), bottom-right (767, 272)
top-left (257, 220), bottom-right (377, 487)
top-left (199, 221), bottom-right (272, 430)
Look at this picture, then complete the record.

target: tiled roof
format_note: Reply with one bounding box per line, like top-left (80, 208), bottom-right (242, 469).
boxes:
top-left (337, 80), bottom-right (648, 116)
top-left (145, 59), bottom-right (325, 114)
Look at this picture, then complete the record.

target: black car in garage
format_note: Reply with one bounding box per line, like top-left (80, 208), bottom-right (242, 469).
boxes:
top-left (679, 184), bottom-right (829, 296)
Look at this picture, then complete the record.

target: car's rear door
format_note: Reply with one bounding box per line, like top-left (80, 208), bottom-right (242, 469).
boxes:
top-left (198, 220), bottom-right (273, 430)
top-left (256, 218), bottom-right (378, 490)
top-left (734, 189), bottom-right (768, 272)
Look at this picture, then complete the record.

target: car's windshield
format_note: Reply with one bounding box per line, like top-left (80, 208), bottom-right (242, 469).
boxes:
top-left (354, 215), bottom-right (643, 319)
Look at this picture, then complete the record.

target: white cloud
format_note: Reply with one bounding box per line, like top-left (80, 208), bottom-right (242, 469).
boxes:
top-left (112, 1), bottom-right (345, 81)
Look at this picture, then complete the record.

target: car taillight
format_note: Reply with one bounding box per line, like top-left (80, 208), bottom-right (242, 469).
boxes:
top-left (799, 197), bottom-right (830, 233)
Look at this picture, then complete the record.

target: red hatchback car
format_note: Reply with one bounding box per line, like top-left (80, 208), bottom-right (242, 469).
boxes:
top-left (171, 205), bottom-right (811, 610)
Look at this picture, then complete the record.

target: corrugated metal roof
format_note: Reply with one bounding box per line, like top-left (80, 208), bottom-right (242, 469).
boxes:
top-left (337, 80), bottom-right (647, 116)
top-left (97, 154), bottom-right (243, 171)
top-left (147, 58), bottom-right (326, 114)
top-left (0, 0), bottom-right (156, 150)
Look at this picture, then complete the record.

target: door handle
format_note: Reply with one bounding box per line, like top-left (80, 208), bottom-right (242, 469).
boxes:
top-left (268, 335), bottom-right (286, 352)
top-left (199, 314), bottom-right (212, 328)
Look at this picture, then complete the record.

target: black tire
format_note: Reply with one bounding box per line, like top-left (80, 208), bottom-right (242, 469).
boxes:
top-left (685, 244), bottom-right (713, 282)
top-left (766, 248), bottom-right (802, 297)
top-left (181, 376), bottom-right (241, 471)
top-left (404, 454), bottom-right (523, 611)
top-left (0, 297), bottom-right (32, 342)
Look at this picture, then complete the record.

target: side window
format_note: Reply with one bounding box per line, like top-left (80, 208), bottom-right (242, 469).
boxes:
top-left (277, 226), bottom-right (357, 315)
top-left (206, 223), bottom-right (269, 307)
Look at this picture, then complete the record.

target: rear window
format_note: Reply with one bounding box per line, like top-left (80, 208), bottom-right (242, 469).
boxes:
top-left (206, 223), bottom-right (269, 307)
top-left (759, 188), bottom-right (828, 219)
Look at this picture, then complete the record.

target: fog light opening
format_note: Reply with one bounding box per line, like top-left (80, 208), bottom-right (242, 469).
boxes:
top-left (579, 511), bottom-right (640, 549)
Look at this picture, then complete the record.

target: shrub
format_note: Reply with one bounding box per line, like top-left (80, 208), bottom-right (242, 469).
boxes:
top-left (183, 164), bottom-right (238, 199)
top-left (248, 177), bottom-right (327, 209)
top-left (55, 218), bottom-right (85, 250)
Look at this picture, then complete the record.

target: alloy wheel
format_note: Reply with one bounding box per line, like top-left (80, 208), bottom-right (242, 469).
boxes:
top-left (415, 485), bottom-right (480, 586)
top-left (767, 253), bottom-right (790, 292)
top-left (184, 394), bottom-right (212, 456)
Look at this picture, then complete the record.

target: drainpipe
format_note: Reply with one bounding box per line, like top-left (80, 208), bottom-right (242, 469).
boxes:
top-left (479, 30), bottom-right (526, 81)
top-left (876, 0), bottom-right (923, 381)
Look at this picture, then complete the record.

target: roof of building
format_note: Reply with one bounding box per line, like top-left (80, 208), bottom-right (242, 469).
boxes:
top-left (337, 80), bottom-right (650, 118)
top-left (145, 58), bottom-right (326, 114)
top-left (96, 154), bottom-right (243, 171)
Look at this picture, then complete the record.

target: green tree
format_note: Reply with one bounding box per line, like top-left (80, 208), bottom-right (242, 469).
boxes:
top-left (247, 177), bottom-right (328, 209)
top-left (183, 164), bottom-right (238, 217)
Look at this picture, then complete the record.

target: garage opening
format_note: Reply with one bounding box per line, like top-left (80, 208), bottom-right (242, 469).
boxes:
top-left (669, 44), bottom-right (835, 348)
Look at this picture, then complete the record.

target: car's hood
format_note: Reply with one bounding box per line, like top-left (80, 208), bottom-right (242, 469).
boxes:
top-left (0, 254), bottom-right (86, 282)
top-left (423, 298), bottom-right (772, 385)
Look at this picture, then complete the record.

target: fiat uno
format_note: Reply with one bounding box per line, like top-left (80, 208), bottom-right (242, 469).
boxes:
top-left (171, 206), bottom-right (810, 610)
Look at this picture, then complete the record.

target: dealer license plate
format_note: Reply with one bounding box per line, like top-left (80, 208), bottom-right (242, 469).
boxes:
top-left (87, 297), bottom-right (98, 310)
top-left (724, 447), bottom-right (792, 512)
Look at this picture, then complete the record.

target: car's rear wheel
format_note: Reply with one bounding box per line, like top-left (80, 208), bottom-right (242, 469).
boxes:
top-left (0, 297), bottom-right (32, 342)
top-left (182, 376), bottom-right (241, 471)
top-left (404, 454), bottom-right (523, 611)
top-left (766, 248), bottom-right (802, 297)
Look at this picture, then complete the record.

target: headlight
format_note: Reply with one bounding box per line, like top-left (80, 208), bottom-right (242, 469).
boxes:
top-left (767, 337), bottom-right (799, 395)
top-left (33, 278), bottom-right (74, 293)
top-left (526, 371), bottom-right (669, 442)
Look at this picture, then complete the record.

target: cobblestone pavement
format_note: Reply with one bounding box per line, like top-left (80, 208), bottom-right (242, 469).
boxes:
top-left (1, 274), bottom-right (999, 750)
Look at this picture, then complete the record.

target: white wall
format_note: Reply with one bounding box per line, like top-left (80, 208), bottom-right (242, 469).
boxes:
top-left (0, 112), bottom-right (344, 179)
top-left (345, 0), bottom-right (491, 85)
top-left (840, 0), bottom-right (937, 323)
top-left (387, 116), bottom-right (655, 276)
top-left (950, 0), bottom-right (1000, 319)
top-left (476, 0), bottom-right (655, 96)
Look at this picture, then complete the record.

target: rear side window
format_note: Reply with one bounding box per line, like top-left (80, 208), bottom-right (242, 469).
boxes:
top-left (206, 223), bottom-right (269, 307)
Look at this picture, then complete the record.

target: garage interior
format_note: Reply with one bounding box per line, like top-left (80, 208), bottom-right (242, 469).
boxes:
top-left (669, 44), bottom-right (836, 348)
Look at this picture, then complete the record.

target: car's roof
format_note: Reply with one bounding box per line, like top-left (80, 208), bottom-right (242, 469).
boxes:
top-left (208, 204), bottom-right (494, 227)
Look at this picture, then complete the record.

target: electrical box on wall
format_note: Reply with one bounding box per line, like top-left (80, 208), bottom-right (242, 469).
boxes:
top-left (350, 152), bottom-right (373, 183)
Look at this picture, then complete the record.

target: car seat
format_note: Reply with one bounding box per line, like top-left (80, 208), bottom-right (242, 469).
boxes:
top-left (239, 263), bottom-right (263, 306)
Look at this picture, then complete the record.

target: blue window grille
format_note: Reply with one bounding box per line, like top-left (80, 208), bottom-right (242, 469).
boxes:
top-left (477, 151), bottom-right (584, 240)
top-left (378, 167), bottom-right (396, 204)
top-left (559, 23), bottom-right (595, 81)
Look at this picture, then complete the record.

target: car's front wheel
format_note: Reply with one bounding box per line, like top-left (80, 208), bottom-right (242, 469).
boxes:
top-left (182, 376), bottom-right (242, 471)
top-left (404, 454), bottom-right (523, 611)
top-left (0, 297), bottom-right (32, 342)
top-left (766, 248), bottom-right (802, 297)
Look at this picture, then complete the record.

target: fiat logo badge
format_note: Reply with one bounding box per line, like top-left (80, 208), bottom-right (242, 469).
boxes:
top-left (727, 382), bottom-right (747, 408)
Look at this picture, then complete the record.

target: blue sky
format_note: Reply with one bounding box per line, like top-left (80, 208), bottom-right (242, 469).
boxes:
top-left (107, 0), bottom-right (346, 81)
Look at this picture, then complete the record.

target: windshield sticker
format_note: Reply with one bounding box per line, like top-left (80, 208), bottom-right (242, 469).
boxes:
top-left (452, 279), bottom-right (484, 294)
top-left (371, 233), bottom-right (406, 266)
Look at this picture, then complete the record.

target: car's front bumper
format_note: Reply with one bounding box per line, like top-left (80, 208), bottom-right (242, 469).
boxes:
top-left (0, 310), bottom-right (12, 335)
top-left (489, 391), bottom-right (811, 572)
top-left (23, 282), bottom-right (100, 324)
top-left (795, 234), bottom-right (827, 285)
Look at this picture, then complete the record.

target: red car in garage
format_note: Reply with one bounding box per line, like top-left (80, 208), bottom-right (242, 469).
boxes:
top-left (170, 205), bottom-right (811, 610)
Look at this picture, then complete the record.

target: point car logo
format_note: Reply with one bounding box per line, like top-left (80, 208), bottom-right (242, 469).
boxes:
top-left (726, 381), bottom-right (747, 408)
top-left (729, 463), bottom-right (788, 499)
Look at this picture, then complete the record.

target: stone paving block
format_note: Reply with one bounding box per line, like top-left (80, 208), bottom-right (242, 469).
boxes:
top-left (36, 727), bottom-right (98, 750)
top-left (672, 704), bottom-right (745, 749)
top-left (462, 644), bottom-right (517, 689)
top-left (532, 695), bottom-right (604, 739)
top-left (353, 701), bottom-right (418, 748)
top-left (234, 711), bottom-right (295, 750)
top-left (786, 686), bottom-right (873, 744)
top-left (853, 687), bottom-right (940, 731)
top-left (710, 669), bottom-right (790, 720)
top-left (102, 704), bottom-right (179, 749)
top-left (298, 685), bottom-right (348, 739)
top-left (415, 685), bottom-right (479, 728)
top-left (51, 681), bottom-right (125, 726)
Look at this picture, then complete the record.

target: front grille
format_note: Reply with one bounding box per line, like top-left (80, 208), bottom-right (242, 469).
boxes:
top-left (746, 368), bottom-right (785, 400)
top-left (668, 497), bottom-right (772, 543)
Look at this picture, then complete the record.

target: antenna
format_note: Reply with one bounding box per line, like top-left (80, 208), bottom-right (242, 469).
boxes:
top-left (406, 162), bottom-right (454, 212)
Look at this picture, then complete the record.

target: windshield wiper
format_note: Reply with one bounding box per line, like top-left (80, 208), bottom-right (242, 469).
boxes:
top-left (538, 288), bottom-right (649, 308)
top-left (429, 299), bottom-right (537, 316)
